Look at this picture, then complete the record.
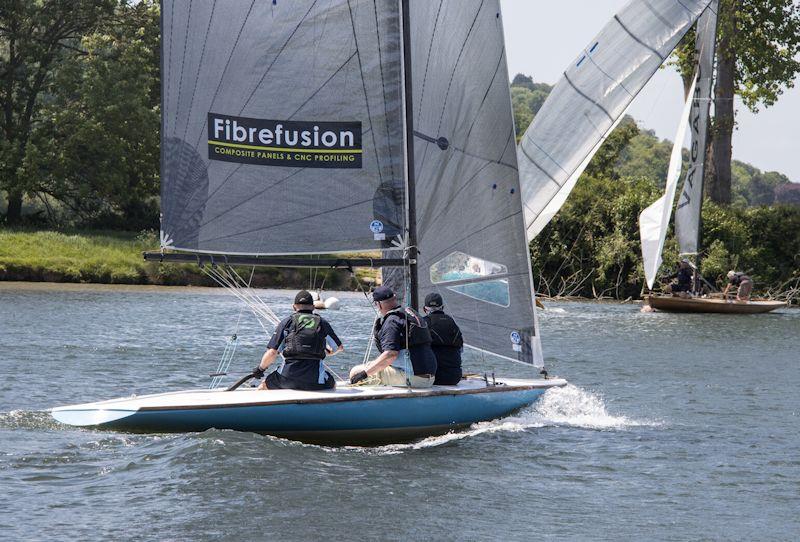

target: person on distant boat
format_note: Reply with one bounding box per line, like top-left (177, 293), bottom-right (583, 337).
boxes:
top-left (348, 285), bottom-right (437, 388)
top-left (723, 270), bottom-right (753, 301)
top-left (252, 290), bottom-right (343, 391)
top-left (663, 259), bottom-right (693, 295)
top-left (422, 292), bottom-right (463, 386)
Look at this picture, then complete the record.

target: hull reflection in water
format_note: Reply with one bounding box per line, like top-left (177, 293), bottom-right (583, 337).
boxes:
top-left (52, 377), bottom-right (566, 445)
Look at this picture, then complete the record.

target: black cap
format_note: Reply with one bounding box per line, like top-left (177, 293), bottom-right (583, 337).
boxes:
top-left (424, 292), bottom-right (443, 309)
top-left (294, 290), bottom-right (314, 305)
top-left (372, 285), bottom-right (395, 302)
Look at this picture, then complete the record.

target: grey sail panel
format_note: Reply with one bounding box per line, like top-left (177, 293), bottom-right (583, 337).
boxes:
top-left (518, 0), bottom-right (712, 240)
top-left (160, 0), bottom-right (406, 254)
top-left (410, 0), bottom-right (542, 366)
top-left (675, 1), bottom-right (718, 255)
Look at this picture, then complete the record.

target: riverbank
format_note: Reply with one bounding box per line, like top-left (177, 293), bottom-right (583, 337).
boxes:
top-left (0, 229), bottom-right (368, 289)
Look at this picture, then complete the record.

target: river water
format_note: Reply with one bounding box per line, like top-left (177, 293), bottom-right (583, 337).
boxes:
top-left (0, 282), bottom-right (798, 541)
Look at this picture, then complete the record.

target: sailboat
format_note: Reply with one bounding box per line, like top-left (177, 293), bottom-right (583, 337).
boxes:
top-left (638, 1), bottom-right (785, 314)
top-left (51, 0), bottom-right (565, 445)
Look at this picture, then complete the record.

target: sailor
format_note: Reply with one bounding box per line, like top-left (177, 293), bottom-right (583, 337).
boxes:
top-left (723, 270), bottom-right (753, 301)
top-left (422, 292), bottom-right (463, 386)
top-left (664, 259), bottom-right (693, 295)
top-left (252, 290), bottom-right (343, 391)
top-left (348, 285), bottom-right (437, 388)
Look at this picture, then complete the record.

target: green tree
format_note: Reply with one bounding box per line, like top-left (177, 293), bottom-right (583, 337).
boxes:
top-left (0, 0), bottom-right (116, 223)
top-left (26, 0), bottom-right (160, 227)
top-left (673, 0), bottom-right (800, 204)
top-left (510, 74), bottom-right (551, 138)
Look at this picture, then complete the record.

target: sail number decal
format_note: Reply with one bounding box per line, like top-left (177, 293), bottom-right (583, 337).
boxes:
top-left (207, 113), bottom-right (362, 169)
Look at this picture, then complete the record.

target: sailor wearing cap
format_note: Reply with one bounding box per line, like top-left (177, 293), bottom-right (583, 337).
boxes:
top-left (723, 270), bottom-right (753, 301)
top-left (349, 285), bottom-right (437, 388)
top-left (252, 290), bottom-right (344, 390)
top-left (422, 293), bottom-right (463, 386)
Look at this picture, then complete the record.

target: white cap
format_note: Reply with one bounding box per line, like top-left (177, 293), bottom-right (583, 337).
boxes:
top-left (727, 270), bottom-right (736, 279)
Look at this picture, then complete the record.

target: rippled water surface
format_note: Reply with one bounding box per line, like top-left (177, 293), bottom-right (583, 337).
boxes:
top-left (1, 283), bottom-right (798, 541)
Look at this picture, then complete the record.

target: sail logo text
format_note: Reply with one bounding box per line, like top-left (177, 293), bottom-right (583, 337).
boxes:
top-left (207, 113), bottom-right (362, 169)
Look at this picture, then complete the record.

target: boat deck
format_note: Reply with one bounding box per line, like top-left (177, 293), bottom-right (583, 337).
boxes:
top-left (54, 376), bottom-right (565, 414)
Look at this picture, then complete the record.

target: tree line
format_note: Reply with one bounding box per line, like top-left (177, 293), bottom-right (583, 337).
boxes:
top-left (1, 1), bottom-right (798, 299)
top-left (1, 1), bottom-right (159, 228)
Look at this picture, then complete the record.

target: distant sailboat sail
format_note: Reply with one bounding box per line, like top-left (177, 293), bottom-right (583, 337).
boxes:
top-left (518, 0), bottom-right (712, 240)
top-left (410, 0), bottom-right (543, 366)
top-left (640, 75), bottom-right (697, 290)
top-left (675, 0), bottom-right (719, 256)
top-left (159, 0), bottom-right (541, 366)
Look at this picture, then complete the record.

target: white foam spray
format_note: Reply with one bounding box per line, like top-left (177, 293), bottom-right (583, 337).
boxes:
top-left (371, 384), bottom-right (660, 453)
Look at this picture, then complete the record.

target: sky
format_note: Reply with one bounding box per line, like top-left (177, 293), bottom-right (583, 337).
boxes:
top-left (500, 0), bottom-right (800, 182)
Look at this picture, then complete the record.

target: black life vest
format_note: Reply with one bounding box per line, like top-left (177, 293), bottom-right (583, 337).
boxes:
top-left (424, 311), bottom-right (463, 348)
top-left (373, 307), bottom-right (432, 352)
top-left (283, 312), bottom-right (326, 360)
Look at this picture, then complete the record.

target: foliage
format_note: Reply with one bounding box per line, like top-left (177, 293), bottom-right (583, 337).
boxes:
top-left (775, 183), bottom-right (800, 205)
top-left (510, 75), bottom-right (552, 138)
top-left (673, 0), bottom-right (800, 112)
top-left (26, 0), bottom-right (161, 229)
top-left (531, 174), bottom-right (800, 299)
top-left (0, 0), bottom-right (117, 222)
top-left (0, 1), bottom-right (159, 228)
top-left (530, 175), bottom-right (662, 299)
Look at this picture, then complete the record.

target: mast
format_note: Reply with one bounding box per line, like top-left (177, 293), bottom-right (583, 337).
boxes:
top-left (400, 0), bottom-right (419, 309)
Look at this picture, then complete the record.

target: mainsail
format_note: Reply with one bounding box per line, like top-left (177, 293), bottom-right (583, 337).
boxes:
top-left (409, 0), bottom-right (543, 366)
top-left (160, 0), bottom-right (406, 255)
top-left (157, 1), bottom-right (542, 367)
top-left (675, 0), bottom-right (719, 256)
top-left (639, 76), bottom-right (697, 290)
top-left (518, 0), bottom-right (712, 241)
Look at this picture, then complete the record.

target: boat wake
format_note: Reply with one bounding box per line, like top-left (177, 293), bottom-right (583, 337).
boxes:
top-left (374, 384), bottom-right (660, 453)
top-left (0, 409), bottom-right (63, 431)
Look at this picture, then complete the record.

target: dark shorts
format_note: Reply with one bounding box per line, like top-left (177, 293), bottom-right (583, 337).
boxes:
top-left (434, 367), bottom-right (462, 386)
top-left (264, 371), bottom-right (336, 391)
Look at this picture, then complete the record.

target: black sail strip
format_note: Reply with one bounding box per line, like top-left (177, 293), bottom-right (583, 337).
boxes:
top-left (614, 15), bottom-right (666, 62)
top-left (563, 71), bottom-right (615, 122)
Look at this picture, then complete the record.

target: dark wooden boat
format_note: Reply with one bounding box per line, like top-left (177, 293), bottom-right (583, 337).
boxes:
top-left (645, 295), bottom-right (786, 314)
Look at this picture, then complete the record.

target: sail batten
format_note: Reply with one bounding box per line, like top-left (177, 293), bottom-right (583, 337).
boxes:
top-left (518, 0), bottom-right (712, 241)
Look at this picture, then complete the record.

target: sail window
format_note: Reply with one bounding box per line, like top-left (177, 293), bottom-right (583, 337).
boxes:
top-left (429, 252), bottom-right (507, 284)
top-left (447, 280), bottom-right (510, 307)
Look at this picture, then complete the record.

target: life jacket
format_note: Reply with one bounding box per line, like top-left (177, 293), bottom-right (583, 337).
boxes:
top-left (282, 312), bottom-right (326, 360)
top-left (373, 307), bottom-right (432, 352)
top-left (424, 311), bottom-right (463, 348)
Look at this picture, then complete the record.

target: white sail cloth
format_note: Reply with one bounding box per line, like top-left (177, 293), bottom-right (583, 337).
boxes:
top-left (518, 0), bottom-right (711, 241)
top-left (675, 0), bottom-right (719, 255)
top-left (639, 76), bottom-right (697, 290)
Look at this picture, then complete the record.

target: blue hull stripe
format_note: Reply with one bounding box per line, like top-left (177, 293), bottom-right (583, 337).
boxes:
top-left (109, 388), bottom-right (546, 434)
